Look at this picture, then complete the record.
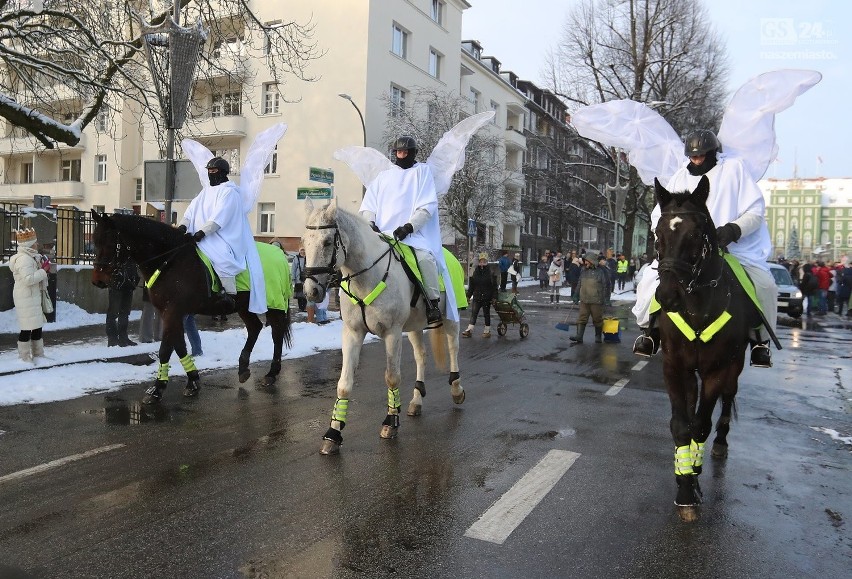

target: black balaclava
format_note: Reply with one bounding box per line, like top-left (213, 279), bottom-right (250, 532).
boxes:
top-left (394, 149), bottom-right (417, 170)
top-left (206, 157), bottom-right (230, 186)
top-left (208, 169), bottom-right (229, 187)
top-left (687, 150), bottom-right (718, 176)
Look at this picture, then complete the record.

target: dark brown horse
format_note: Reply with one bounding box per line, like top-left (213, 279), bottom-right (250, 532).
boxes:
top-left (653, 176), bottom-right (763, 522)
top-left (90, 211), bottom-right (292, 404)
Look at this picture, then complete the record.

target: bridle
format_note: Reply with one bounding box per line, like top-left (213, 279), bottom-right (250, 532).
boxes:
top-left (655, 209), bottom-right (723, 294)
top-left (92, 235), bottom-right (133, 277)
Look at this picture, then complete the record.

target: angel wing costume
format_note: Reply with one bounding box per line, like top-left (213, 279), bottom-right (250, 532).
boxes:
top-left (333, 111), bottom-right (495, 322)
top-left (181, 123), bottom-right (288, 314)
top-left (571, 69), bottom-right (821, 331)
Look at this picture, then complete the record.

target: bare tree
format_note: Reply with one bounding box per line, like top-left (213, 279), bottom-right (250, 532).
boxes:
top-left (544, 0), bottom-right (729, 258)
top-left (0, 0), bottom-right (321, 149)
top-left (380, 87), bottom-right (511, 247)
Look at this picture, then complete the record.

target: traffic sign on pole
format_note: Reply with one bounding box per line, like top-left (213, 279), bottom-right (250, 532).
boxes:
top-left (467, 218), bottom-right (477, 238)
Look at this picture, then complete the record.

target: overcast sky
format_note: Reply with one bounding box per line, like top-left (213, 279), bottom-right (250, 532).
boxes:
top-left (462, 0), bottom-right (849, 180)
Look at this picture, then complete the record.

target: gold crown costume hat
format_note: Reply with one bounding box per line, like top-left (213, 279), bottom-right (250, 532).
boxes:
top-left (14, 227), bottom-right (37, 247)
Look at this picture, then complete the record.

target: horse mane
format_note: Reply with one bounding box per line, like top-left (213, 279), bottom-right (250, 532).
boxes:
top-left (110, 214), bottom-right (186, 246)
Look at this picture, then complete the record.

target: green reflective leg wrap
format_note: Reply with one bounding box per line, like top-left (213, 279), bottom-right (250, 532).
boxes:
top-left (387, 388), bottom-right (401, 413)
top-left (691, 440), bottom-right (705, 471)
top-left (156, 363), bottom-right (170, 382)
top-left (674, 444), bottom-right (695, 475)
top-left (179, 354), bottom-right (197, 374)
top-left (331, 398), bottom-right (349, 424)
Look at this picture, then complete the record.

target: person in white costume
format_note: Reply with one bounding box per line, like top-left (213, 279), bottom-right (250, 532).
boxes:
top-left (360, 135), bottom-right (443, 325)
top-left (632, 130), bottom-right (777, 367)
top-left (179, 156), bottom-right (265, 314)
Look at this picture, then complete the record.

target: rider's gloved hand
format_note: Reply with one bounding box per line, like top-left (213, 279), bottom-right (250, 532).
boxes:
top-left (715, 223), bottom-right (742, 248)
top-left (370, 221), bottom-right (381, 233)
top-left (177, 224), bottom-right (187, 235)
top-left (193, 230), bottom-right (206, 243)
top-left (393, 223), bottom-right (414, 241)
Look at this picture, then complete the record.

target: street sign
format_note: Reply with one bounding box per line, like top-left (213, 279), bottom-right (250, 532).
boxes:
top-left (467, 218), bottom-right (477, 238)
top-left (309, 167), bottom-right (334, 184)
top-left (297, 187), bottom-right (333, 200)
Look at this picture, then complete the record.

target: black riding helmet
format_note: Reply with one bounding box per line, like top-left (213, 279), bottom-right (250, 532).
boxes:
top-left (206, 156), bottom-right (230, 186)
top-left (391, 135), bottom-right (417, 169)
top-left (684, 130), bottom-right (722, 157)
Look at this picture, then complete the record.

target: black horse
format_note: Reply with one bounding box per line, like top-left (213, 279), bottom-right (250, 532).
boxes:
top-left (90, 211), bottom-right (292, 404)
top-left (653, 176), bottom-right (766, 522)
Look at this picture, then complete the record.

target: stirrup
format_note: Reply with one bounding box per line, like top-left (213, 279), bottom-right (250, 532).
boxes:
top-left (632, 334), bottom-right (659, 357)
top-left (749, 342), bottom-right (772, 368)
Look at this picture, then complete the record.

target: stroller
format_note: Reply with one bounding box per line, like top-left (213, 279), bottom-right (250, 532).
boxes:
top-left (493, 291), bottom-right (530, 339)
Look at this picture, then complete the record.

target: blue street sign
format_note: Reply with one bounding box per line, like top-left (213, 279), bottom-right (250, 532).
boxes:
top-left (467, 218), bottom-right (476, 238)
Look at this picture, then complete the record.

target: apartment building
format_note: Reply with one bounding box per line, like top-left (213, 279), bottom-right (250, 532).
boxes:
top-left (760, 177), bottom-right (852, 261)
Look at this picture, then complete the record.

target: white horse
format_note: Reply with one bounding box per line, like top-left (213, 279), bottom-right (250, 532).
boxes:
top-left (302, 200), bottom-right (465, 455)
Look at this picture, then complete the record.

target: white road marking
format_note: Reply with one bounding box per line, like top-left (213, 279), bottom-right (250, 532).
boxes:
top-left (605, 378), bottom-right (630, 396)
top-left (464, 449), bottom-right (581, 544)
top-left (632, 360), bottom-right (648, 371)
top-left (0, 443), bottom-right (125, 485)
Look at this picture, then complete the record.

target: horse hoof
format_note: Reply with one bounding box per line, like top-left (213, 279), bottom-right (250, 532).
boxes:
top-left (407, 403), bottom-right (422, 416)
top-left (711, 443), bottom-right (728, 459)
top-left (452, 389), bottom-right (466, 405)
top-left (380, 425), bottom-right (398, 439)
top-left (183, 384), bottom-right (200, 398)
top-left (142, 393), bottom-right (159, 405)
top-left (677, 505), bottom-right (700, 523)
top-left (238, 369), bottom-right (251, 383)
top-left (319, 439), bottom-right (340, 455)
top-left (261, 375), bottom-right (277, 387)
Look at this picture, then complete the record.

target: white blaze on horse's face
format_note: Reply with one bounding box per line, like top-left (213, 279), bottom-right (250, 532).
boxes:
top-left (669, 216), bottom-right (683, 231)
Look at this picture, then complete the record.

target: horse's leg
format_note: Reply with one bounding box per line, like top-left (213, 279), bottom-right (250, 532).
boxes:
top-left (445, 319), bottom-right (464, 404)
top-left (238, 309), bottom-right (263, 384)
top-left (712, 364), bottom-right (742, 458)
top-left (379, 332), bottom-right (404, 439)
top-left (666, 363), bottom-right (702, 522)
top-left (320, 324), bottom-right (367, 455)
top-left (143, 313), bottom-right (198, 403)
top-left (261, 309), bottom-right (284, 387)
top-left (406, 329), bottom-right (427, 416)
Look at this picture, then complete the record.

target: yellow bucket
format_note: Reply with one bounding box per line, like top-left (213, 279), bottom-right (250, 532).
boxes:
top-left (603, 318), bottom-right (620, 334)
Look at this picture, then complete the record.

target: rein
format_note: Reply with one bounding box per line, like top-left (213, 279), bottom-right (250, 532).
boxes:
top-left (95, 227), bottom-right (195, 288)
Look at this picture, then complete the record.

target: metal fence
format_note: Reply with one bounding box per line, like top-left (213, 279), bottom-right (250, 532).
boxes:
top-left (1, 202), bottom-right (97, 265)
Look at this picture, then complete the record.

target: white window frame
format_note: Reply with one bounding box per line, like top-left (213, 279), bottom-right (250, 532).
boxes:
top-left (95, 154), bottom-right (107, 183)
top-left (431, 0), bottom-right (444, 25)
top-left (212, 91), bottom-right (241, 117)
top-left (211, 148), bottom-right (240, 171)
top-left (95, 109), bottom-right (108, 132)
top-left (262, 83), bottom-right (280, 115)
top-left (22, 162), bottom-right (33, 184)
top-left (429, 48), bottom-right (442, 79)
top-left (392, 23), bottom-right (408, 59)
top-left (263, 21), bottom-right (282, 55)
top-left (390, 85), bottom-right (406, 117)
top-left (258, 202), bottom-right (275, 234)
top-left (61, 159), bottom-right (81, 182)
top-left (135, 178), bottom-right (143, 201)
top-left (264, 145), bottom-right (279, 175)
top-left (469, 87), bottom-right (480, 113)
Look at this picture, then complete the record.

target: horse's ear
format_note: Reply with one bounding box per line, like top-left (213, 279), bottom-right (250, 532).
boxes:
top-left (692, 175), bottom-right (710, 206)
top-left (91, 208), bottom-right (101, 223)
top-left (305, 197), bottom-right (315, 217)
top-left (324, 199), bottom-right (338, 221)
top-left (654, 178), bottom-right (671, 207)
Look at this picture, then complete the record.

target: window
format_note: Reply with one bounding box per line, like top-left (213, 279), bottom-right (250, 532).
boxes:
top-left (96, 109), bottom-right (108, 132)
top-left (135, 178), bottom-right (142, 201)
top-left (213, 36), bottom-right (240, 58)
top-left (264, 21), bottom-right (282, 55)
top-left (490, 101), bottom-right (500, 125)
top-left (429, 48), bottom-right (442, 79)
top-left (95, 154), bottom-right (107, 182)
top-left (21, 162), bottom-right (33, 184)
top-left (469, 87), bottom-right (480, 112)
top-left (212, 91), bottom-right (241, 117)
top-left (536, 216), bottom-right (542, 236)
top-left (262, 83), bottom-right (279, 115)
top-left (390, 85), bottom-right (406, 117)
top-left (259, 203), bottom-right (275, 234)
top-left (61, 159), bottom-right (81, 181)
top-left (430, 0), bottom-right (444, 25)
top-left (392, 24), bottom-right (408, 58)
top-left (212, 148), bottom-right (240, 170)
top-left (264, 145), bottom-right (278, 174)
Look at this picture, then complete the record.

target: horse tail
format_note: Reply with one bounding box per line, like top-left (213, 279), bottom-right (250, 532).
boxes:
top-left (429, 326), bottom-right (448, 372)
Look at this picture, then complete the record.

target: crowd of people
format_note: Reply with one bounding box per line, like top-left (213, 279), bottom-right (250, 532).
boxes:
top-left (778, 256), bottom-right (852, 317)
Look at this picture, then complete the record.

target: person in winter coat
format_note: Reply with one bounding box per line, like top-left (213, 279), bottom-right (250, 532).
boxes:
top-left (498, 251), bottom-right (511, 292)
top-left (290, 246), bottom-right (307, 312)
top-left (800, 263), bottom-right (818, 316)
top-left (462, 254), bottom-right (497, 338)
top-left (9, 228), bottom-right (50, 362)
top-left (813, 261), bottom-right (831, 315)
top-left (565, 257), bottom-right (581, 304)
top-left (509, 252), bottom-right (522, 294)
top-left (105, 257), bottom-right (140, 347)
top-left (537, 256), bottom-right (549, 289)
top-left (836, 258), bottom-right (852, 316)
top-left (547, 253), bottom-right (565, 303)
top-left (569, 252), bottom-right (611, 344)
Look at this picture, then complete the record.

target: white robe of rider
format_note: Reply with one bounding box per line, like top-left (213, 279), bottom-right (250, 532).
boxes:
top-left (359, 162), bottom-right (459, 322)
top-left (632, 153), bottom-right (777, 335)
top-left (181, 180), bottom-right (267, 314)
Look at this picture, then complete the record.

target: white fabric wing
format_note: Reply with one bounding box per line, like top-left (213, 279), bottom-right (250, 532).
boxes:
top-left (181, 139), bottom-right (214, 194)
top-left (571, 100), bottom-right (683, 186)
top-left (718, 69), bottom-right (822, 182)
top-left (238, 122), bottom-right (288, 213)
top-left (426, 110), bottom-right (496, 195)
top-left (332, 146), bottom-right (394, 189)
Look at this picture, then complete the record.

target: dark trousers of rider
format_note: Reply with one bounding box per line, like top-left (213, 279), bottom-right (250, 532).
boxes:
top-left (468, 300), bottom-right (492, 327)
top-left (106, 288), bottom-right (134, 346)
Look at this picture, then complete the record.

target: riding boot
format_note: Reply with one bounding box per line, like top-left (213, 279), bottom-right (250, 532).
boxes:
top-left (426, 299), bottom-right (442, 325)
top-left (594, 326), bottom-right (603, 343)
top-left (749, 340), bottom-right (772, 368)
top-left (211, 291), bottom-right (236, 315)
top-left (17, 341), bottom-right (32, 362)
top-left (569, 324), bottom-right (586, 343)
top-left (633, 312), bottom-right (660, 357)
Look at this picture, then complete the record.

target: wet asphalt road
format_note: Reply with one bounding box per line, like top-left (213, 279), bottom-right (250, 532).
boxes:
top-left (0, 292), bottom-right (850, 579)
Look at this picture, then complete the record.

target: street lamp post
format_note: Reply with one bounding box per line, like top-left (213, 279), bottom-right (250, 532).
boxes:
top-left (605, 149), bottom-right (628, 254)
top-left (338, 93), bottom-right (366, 147)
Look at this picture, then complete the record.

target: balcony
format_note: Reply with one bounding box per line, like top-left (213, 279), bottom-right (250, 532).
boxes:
top-left (186, 114), bottom-right (247, 138)
top-left (0, 131), bottom-right (87, 157)
top-left (0, 180), bottom-right (84, 202)
top-left (197, 51), bottom-right (249, 81)
top-left (504, 126), bottom-right (526, 151)
top-left (505, 167), bottom-right (525, 188)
